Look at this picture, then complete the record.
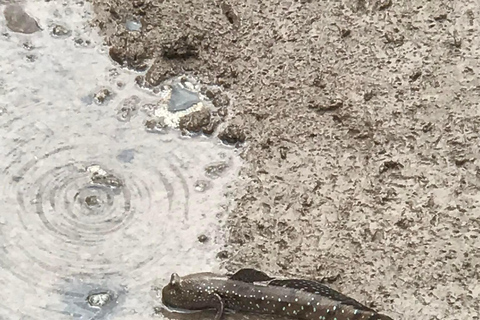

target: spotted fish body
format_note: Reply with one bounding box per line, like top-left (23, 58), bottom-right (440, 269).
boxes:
top-left (161, 269), bottom-right (393, 320)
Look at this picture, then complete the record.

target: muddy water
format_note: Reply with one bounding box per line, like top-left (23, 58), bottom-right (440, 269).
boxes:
top-left (0, 1), bottom-right (240, 319)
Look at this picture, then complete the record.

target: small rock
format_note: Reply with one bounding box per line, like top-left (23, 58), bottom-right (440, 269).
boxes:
top-left (179, 108), bottom-right (211, 134)
top-left (4, 4), bottom-right (41, 34)
top-left (168, 85), bottom-right (200, 112)
top-left (218, 124), bottom-right (246, 144)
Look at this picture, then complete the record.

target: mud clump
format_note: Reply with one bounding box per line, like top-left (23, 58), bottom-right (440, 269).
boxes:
top-left (203, 87), bottom-right (230, 109)
top-left (218, 123), bottom-right (246, 145)
top-left (109, 43), bottom-right (149, 72)
top-left (3, 4), bottom-right (41, 34)
top-left (178, 108), bottom-right (212, 135)
top-left (141, 59), bottom-right (182, 88)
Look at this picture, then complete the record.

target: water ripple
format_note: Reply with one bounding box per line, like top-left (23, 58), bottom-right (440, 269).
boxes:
top-left (0, 126), bottom-right (238, 318)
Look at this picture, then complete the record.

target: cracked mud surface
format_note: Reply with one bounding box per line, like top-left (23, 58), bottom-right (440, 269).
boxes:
top-left (89, 1), bottom-right (480, 319)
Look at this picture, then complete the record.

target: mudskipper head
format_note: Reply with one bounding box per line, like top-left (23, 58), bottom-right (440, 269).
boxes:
top-left (162, 272), bottom-right (215, 311)
top-left (162, 273), bottom-right (185, 309)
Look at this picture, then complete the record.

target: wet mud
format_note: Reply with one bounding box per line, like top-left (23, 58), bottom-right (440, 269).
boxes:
top-left (86, 0), bottom-right (480, 319)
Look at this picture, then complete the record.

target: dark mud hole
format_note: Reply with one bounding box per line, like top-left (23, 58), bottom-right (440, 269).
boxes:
top-left (88, 0), bottom-right (480, 319)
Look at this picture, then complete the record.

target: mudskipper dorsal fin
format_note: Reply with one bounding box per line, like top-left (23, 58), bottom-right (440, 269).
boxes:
top-left (229, 268), bottom-right (274, 283)
top-left (268, 279), bottom-right (374, 312)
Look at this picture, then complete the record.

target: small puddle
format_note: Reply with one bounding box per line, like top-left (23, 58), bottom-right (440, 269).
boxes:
top-left (0, 0), bottom-right (240, 319)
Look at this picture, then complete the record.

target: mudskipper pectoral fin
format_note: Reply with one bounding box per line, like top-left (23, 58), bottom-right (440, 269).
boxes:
top-left (213, 293), bottom-right (225, 320)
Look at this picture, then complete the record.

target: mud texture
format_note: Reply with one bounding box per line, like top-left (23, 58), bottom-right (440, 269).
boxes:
top-left (89, 1), bottom-right (480, 319)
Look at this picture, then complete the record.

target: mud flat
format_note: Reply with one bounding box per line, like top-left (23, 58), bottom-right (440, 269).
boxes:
top-left (86, 1), bottom-right (480, 319)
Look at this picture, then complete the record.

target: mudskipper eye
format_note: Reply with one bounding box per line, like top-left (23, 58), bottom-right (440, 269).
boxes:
top-left (170, 273), bottom-right (181, 287)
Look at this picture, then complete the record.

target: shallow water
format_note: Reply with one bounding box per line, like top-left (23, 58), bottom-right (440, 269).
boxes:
top-left (0, 1), bottom-right (240, 319)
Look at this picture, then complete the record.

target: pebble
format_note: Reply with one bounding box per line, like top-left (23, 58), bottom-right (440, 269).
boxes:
top-left (168, 85), bottom-right (201, 112)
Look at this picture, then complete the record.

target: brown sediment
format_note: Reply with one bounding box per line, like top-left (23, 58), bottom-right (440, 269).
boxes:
top-left (89, 1), bottom-right (480, 319)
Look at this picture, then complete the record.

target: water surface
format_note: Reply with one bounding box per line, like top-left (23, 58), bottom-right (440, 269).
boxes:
top-left (0, 1), bottom-right (240, 318)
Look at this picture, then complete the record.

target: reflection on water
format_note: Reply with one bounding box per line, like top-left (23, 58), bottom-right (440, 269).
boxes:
top-left (0, 0), bottom-right (240, 319)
